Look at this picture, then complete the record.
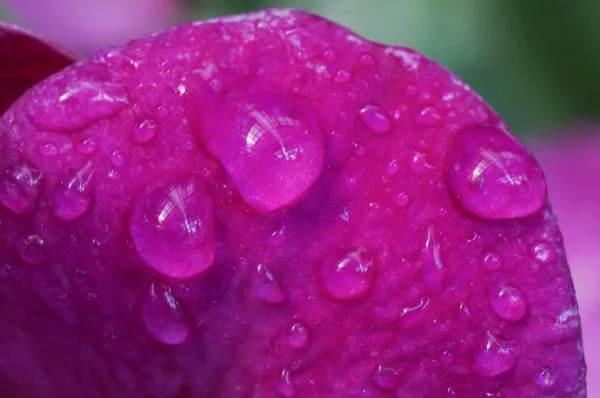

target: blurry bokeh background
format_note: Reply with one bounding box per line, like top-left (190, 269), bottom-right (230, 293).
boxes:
top-left (2, 0), bottom-right (600, 137)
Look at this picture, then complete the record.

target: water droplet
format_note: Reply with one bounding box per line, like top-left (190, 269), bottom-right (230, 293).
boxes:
top-left (474, 332), bottom-right (521, 377)
top-left (76, 137), bottom-right (98, 154)
top-left (0, 162), bottom-right (43, 214)
top-left (360, 53), bottom-right (376, 66)
top-left (530, 241), bottom-right (556, 265)
top-left (16, 234), bottom-right (45, 264)
top-left (415, 106), bottom-right (442, 125)
top-left (285, 321), bottom-right (310, 348)
top-left (129, 176), bottom-right (216, 278)
top-left (109, 150), bottom-right (124, 167)
top-left (254, 263), bottom-right (286, 303)
top-left (488, 283), bottom-right (528, 322)
top-left (410, 151), bottom-right (435, 175)
top-left (199, 88), bottom-right (324, 212)
top-left (320, 249), bottom-right (375, 300)
top-left (353, 142), bottom-right (366, 156)
top-left (481, 251), bottom-right (503, 271)
top-left (266, 226), bottom-right (287, 247)
top-left (132, 119), bottom-right (157, 144)
top-left (323, 48), bottom-right (337, 62)
top-left (141, 283), bottom-right (190, 345)
top-left (405, 84), bottom-right (418, 97)
top-left (359, 104), bottom-right (392, 134)
top-left (439, 350), bottom-right (454, 364)
top-left (39, 142), bottom-right (58, 156)
top-left (333, 69), bottom-right (351, 84)
top-left (276, 369), bottom-right (296, 397)
top-left (421, 226), bottom-right (447, 291)
top-left (534, 367), bottom-right (556, 388)
top-left (387, 159), bottom-right (399, 176)
top-left (446, 126), bottom-right (547, 219)
top-left (394, 192), bottom-right (409, 207)
top-left (53, 162), bottom-right (95, 221)
top-left (400, 297), bottom-right (430, 328)
top-left (28, 77), bottom-right (128, 132)
top-left (372, 365), bottom-right (400, 389)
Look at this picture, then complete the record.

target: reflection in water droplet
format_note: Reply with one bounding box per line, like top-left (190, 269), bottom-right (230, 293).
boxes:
top-left (488, 283), bottom-right (528, 322)
top-left (285, 321), bottom-right (310, 349)
top-left (372, 365), bottom-right (400, 389)
top-left (359, 104), bottom-right (392, 134)
top-left (415, 106), bottom-right (442, 125)
top-left (421, 226), bottom-right (447, 291)
top-left (199, 87), bottom-right (324, 212)
top-left (255, 263), bottom-right (286, 303)
top-left (321, 250), bottom-right (375, 300)
top-left (534, 367), bottom-right (556, 388)
top-left (474, 332), bottom-right (521, 377)
top-left (333, 69), bottom-right (352, 84)
top-left (141, 283), bottom-right (190, 345)
top-left (277, 369), bottom-right (296, 397)
top-left (0, 162), bottom-right (43, 214)
top-left (530, 241), bottom-right (556, 265)
top-left (53, 162), bottom-right (95, 221)
top-left (129, 176), bottom-right (216, 278)
top-left (446, 126), bottom-right (546, 219)
top-left (132, 119), bottom-right (157, 144)
top-left (481, 251), bottom-right (503, 271)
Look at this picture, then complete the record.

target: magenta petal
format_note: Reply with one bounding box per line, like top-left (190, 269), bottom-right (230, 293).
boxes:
top-left (0, 20), bottom-right (77, 115)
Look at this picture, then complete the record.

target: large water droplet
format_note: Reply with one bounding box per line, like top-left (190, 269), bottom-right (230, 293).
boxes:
top-left (141, 282), bottom-right (190, 345)
top-left (254, 263), bottom-right (286, 303)
top-left (400, 297), bottom-right (430, 328)
top-left (372, 365), bottom-right (400, 389)
top-left (132, 119), bottom-right (157, 144)
top-left (446, 126), bottom-right (546, 219)
top-left (276, 369), bottom-right (296, 397)
top-left (421, 226), bottom-right (447, 291)
top-left (488, 283), bottom-right (528, 322)
top-left (320, 249), bottom-right (375, 300)
top-left (359, 104), bottom-right (392, 134)
top-left (474, 332), bottom-right (521, 377)
top-left (129, 176), bottom-right (216, 278)
top-left (28, 76), bottom-right (128, 132)
top-left (285, 321), bottom-right (310, 349)
top-left (198, 87), bottom-right (324, 212)
top-left (53, 162), bottom-right (95, 221)
top-left (0, 162), bottom-right (43, 214)
top-left (534, 367), bottom-right (556, 388)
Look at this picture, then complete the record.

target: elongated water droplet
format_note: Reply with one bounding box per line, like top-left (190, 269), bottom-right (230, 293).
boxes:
top-left (474, 332), bottom-right (521, 377)
top-left (266, 226), bottom-right (287, 247)
top-left (198, 87), bottom-right (324, 212)
top-left (421, 226), bottom-right (446, 291)
top-left (285, 321), bottom-right (310, 349)
top-left (0, 161), bottom-right (42, 214)
top-left (410, 151), bottom-right (435, 175)
top-left (132, 119), bottom-right (157, 144)
top-left (359, 104), bottom-right (392, 134)
top-left (400, 297), bottom-right (431, 328)
top-left (446, 126), bottom-right (546, 219)
top-left (129, 176), bottom-right (216, 278)
top-left (255, 263), bottom-right (286, 303)
top-left (53, 162), bottom-right (95, 221)
top-left (488, 283), bottom-right (528, 322)
top-left (321, 249), bottom-right (375, 300)
top-left (481, 251), bottom-right (503, 271)
top-left (276, 369), bottom-right (296, 397)
top-left (141, 283), bottom-right (190, 345)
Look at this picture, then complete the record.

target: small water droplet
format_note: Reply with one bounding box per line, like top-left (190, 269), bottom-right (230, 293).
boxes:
top-left (53, 162), bottom-right (95, 221)
top-left (276, 369), bottom-right (296, 397)
top-left (16, 234), bottom-right (45, 264)
top-left (266, 226), bottom-right (287, 247)
top-left (360, 53), bottom-right (376, 65)
top-left (410, 151), bottom-right (435, 175)
top-left (530, 241), bottom-right (556, 265)
top-left (323, 48), bottom-right (337, 62)
top-left (481, 251), bottom-right (503, 271)
top-left (415, 106), bottom-right (442, 125)
top-left (321, 249), bottom-right (375, 300)
top-left (199, 88), bottom-right (324, 212)
top-left (488, 283), bottom-right (528, 322)
top-left (400, 297), bottom-right (430, 328)
top-left (387, 159), bottom-right (399, 176)
top-left (534, 367), bottom-right (556, 388)
top-left (129, 176), bottom-right (216, 278)
top-left (394, 192), bottom-right (409, 207)
top-left (359, 104), bottom-right (392, 134)
top-left (0, 162), bottom-right (43, 214)
top-left (353, 142), bottom-right (366, 156)
top-left (255, 263), bottom-right (286, 303)
top-left (141, 283), bottom-right (190, 345)
top-left (372, 365), bottom-right (400, 389)
top-left (446, 126), bottom-right (547, 219)
top-left (285, 321), bottom-right (310, 348)
top-left (109, 150), bottom-right (124, 167)
top-left (39, 142), bottom-right (58, 156)
top-left (421, 226), bottom-right (447, 291)
top-left (439, 350), bottom-right (454, 364)
top-left (132, 119), bottom-right (157, 144)
top-left (333, 69), bottom-right (351, 84)
top-left (76, 137), bottom-right (98, 154)
top-left (474, 332), bottom-right (521, 377)
top-left (405, 84), bottom-right (418, 97)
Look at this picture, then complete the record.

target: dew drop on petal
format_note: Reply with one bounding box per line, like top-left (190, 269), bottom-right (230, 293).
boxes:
top-left (372, 365), bottom-right (400, 389)
top-left (266, 226), bottom-right (287, 247)
top-left (76, 137), bottom-right (98, 154)
top-left (481, 251), bottom-right (503, 271)
top-left (132, 119), bottom-right (157, 144)
top-left (333, 69), bottom-right (351, 84)
top-left (321, 250), bottom-right (375, 300)
top-left (474, 332), bottom-right (521, 377)
top-left (359, 104), bottom-right (392, 134)
top-left (415, 106), bottom-right (442, 125)
top-left (53, 162), bottom-right (95, 221)
top-left (446, 126), bottom-right (546, 219)
top-left (254, 263), bottom-right (286, 303)
top-left (276, 369), bottom-right (296, 397)
top-left (530, 241), bottom-right (556, 265)
top-left (400, 297), bottom-right (430, 328)
top-left (360, 53), bottom-right (376, 65)
top-left (141, 282), bottom-right (190, 345)
top-left (421, 226), bottom-right (447, 291)
top-left (285, 321), bottom-right (310, 349)
top-left (39, 142), bottom-right (58, 156)
top-left (129, 176), bottom-right (216, 278)
top-left (0, 161), bottom-right (43, 215)
top-left (488, 283), bottom-right (528, 322)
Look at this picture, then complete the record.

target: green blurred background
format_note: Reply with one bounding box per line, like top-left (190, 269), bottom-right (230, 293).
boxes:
top-left (3, 0), bottom-right (600, 138)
